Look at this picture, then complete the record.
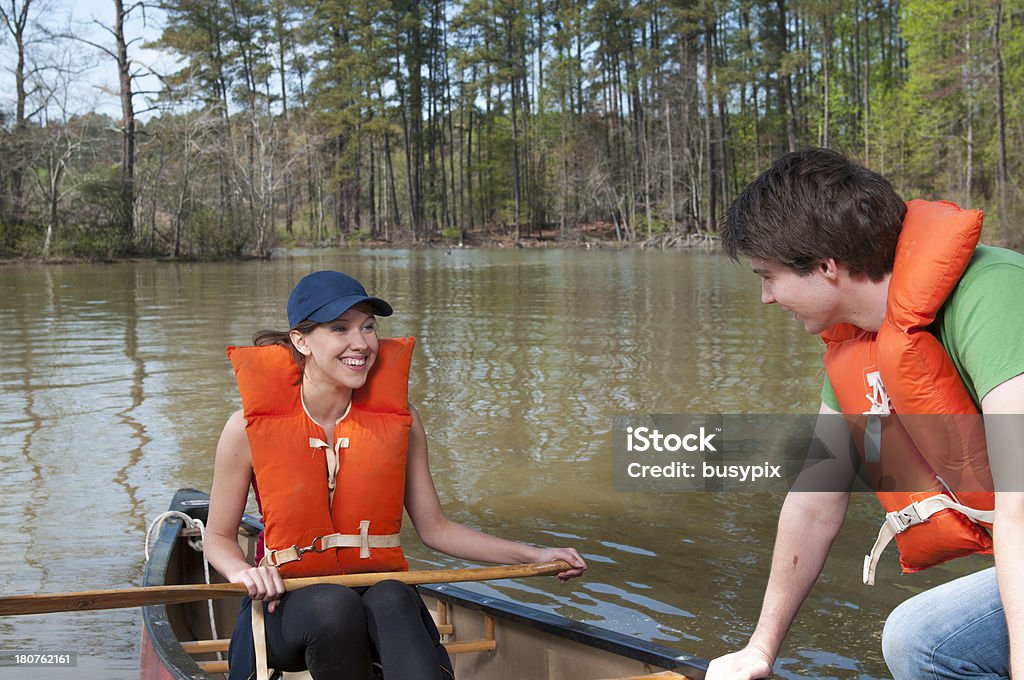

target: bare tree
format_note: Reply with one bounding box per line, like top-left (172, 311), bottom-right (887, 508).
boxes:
top-left (993, 0), bottom-right (1008, 229)
top-left (34, 124), bottom-right (81, 258)
top-left (28, 55), bottom-right (96, 259)
top-left (1, 0), bottom-right (50, 223)
top-left (70, 0), bottom-right (153, 252)
top-left (113, 0), bottom-right (136, 248)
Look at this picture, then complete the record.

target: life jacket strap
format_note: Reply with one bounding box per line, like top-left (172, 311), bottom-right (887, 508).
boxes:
top-left (252, 598), bottom-right (271, 680)
top-left (863, 494), bottom-right (993, 586)
top-left (262, 522), bottom-right (402, 567)
top-left (309, 436), bottom-right (349, 507)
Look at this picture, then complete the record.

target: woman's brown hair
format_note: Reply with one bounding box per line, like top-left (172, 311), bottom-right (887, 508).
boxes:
top-left (253, 320), bottom-right (319, 376)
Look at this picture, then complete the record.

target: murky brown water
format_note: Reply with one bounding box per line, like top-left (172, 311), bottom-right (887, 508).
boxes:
top-left (0, 248), bottom-right (991, 679)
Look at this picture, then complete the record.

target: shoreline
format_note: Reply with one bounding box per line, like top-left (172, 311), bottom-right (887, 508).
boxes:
top-left (1, 224), bottom-right (721, 265)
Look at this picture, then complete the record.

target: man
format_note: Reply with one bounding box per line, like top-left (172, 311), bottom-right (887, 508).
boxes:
top-left (709, 148), bottom-right (1024, 679)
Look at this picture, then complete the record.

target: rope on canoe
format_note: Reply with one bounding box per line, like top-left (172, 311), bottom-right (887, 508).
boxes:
top-left (145, 511), bottom-right (205, 559)
top-left (145, 511), bottom-right (222, 659)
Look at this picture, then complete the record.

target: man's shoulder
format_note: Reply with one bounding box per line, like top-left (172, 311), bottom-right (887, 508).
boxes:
top-left (935, 243), bottom-right (1024, 344)
top-left (948, 245), bottom-right (1024, 303)
top-left (938, 244), bottom-right (1024, 404)
top-left (962, 244), bottom-right (1024, 277)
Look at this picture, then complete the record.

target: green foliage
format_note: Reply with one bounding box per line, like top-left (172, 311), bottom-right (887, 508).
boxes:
top-left (62, 170), bottom-right (132, 258)
top-left (644, 213), bottom-right (671, 237)
top-left (6, 0), bottom-right (1024, 256)
top-left (344, 228), bottom-right (373, 244)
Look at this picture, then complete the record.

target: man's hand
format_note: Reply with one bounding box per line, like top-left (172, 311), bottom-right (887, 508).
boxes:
top-left (705, 644), bottom-right (774, 679)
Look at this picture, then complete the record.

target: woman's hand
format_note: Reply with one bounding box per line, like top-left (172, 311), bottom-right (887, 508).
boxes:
top-left (230, 565), bottom-right (287, 613)
top-left (534, 547), bottom-right (588, 582)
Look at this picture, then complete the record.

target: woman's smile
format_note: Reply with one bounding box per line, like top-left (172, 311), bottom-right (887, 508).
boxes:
top-left (340, 355), bottom-right (368, 370)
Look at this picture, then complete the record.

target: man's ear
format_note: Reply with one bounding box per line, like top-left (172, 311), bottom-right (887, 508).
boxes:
top-left (816, 258), bottom-right (841, 280)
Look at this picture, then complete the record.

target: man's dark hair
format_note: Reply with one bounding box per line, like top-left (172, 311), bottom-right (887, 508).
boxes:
top-left (721, 148), bottom-right (906, 281)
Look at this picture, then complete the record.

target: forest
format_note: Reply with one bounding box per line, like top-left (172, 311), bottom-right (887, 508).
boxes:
top-left (1, 0), bottom-right (1022, 259)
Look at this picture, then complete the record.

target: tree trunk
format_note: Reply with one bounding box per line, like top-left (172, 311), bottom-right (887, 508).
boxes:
top-left (665, 96), bottom-right (677, 232)
top-left (703, 22), bottom-right (715, 233)
top-left (964, 0), bottom-right (973, 205)
top-left (993, 0), bottom-right (1008, 226)
top-left (776, 0), bottom-right (797, 152)
top-left (1, 0), bottom-right (34, 224)
top-left (862, 0), bottom-right (871, 162)
top-left (113, 0), bottom-right (137, 252)
top-left (822, 15), bottom-right (831, 148)
top-left (43, 161), bottom-right (65, 260)
top-left (510, 37), bottom-right (522, 243)
top-left (465, 67), bottom-right (474, 234)
top-left (274, 6), bottom-right (294, 235)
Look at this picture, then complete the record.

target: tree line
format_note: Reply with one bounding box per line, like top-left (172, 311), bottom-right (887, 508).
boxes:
top-left (2, 0), bottom-right (1022, 259)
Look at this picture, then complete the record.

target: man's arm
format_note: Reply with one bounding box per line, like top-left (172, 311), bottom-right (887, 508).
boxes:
top-left (981, 373), bottom-right (1024, 678)
top-left (706, 404), bottom-right (855, 679)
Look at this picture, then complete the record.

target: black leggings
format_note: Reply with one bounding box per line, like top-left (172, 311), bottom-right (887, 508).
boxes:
top-left (227, 581), bottom-right (453, 680)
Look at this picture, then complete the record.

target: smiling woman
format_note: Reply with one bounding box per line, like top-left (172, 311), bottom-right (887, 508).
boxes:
top-left (254, 272), bottom-right (395, 414)
top-left (207, 269), bottom-right (587, 680)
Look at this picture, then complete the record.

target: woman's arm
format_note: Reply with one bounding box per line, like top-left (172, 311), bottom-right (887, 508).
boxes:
top-left (206, 409), bottom-right (286, 611)
top-left (403, 405), bottom-right (586, 580)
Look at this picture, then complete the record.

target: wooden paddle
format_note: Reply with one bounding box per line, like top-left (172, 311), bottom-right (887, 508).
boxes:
top-left (0, 560), bottom-right (571, 617)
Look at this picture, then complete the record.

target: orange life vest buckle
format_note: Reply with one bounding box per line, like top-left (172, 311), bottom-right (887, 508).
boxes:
top-left (296, 536), bottom-right (323, 557)
top-left (266, 535), bottom-right (325, 567)
top-left (886, 504), bottom-right (924, 533)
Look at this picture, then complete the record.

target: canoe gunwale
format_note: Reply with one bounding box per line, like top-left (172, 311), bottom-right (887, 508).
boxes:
top-left (419, 583), bottom-right (707, 678)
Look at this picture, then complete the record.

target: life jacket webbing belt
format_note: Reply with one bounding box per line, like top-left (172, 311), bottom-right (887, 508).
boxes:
top-left (262, 521), bottom-right (401, 567)
top-left (863, 495), bottom-right (994, 586)
top-left (253, 598), bottom-right (271, 680)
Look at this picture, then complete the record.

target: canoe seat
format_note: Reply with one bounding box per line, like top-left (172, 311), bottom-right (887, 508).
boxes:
top-left (431, 599), bottom-right (497, 654)
top-left (184, 603), bottom-right (497, 676)
top-left (180, 629), bottom-right (497, 660)
top-left (181, 639), bottom-right (231, 654)
top-left (195, 660), bottom-right (229, 674)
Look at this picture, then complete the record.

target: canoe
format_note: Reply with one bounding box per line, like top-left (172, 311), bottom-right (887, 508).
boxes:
top-left (140, 488), bottom-right (708, 680)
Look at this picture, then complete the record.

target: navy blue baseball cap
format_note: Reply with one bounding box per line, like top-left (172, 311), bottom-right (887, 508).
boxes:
top-left (286, 271), bottom-right (393, 327)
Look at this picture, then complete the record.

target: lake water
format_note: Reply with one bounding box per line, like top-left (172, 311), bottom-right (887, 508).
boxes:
top-left (0, 248), bottom-right (991, 679)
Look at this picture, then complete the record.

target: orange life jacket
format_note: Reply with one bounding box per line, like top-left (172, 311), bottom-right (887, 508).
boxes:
top-left (821, 200), bottom-right (994, 585)
top-left (227, 337), bottom-right (415, 578)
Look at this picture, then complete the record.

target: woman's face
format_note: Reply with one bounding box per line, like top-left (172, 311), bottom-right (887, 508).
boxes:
top-left (291, 303), bottom-right (379, 391)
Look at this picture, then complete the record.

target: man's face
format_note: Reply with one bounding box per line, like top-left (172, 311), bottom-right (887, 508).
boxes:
top-left (750, 258), bottom-right (841, 335)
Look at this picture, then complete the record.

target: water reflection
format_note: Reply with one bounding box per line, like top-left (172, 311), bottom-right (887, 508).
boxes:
top-left (0, 250), bottom-right (987, 678)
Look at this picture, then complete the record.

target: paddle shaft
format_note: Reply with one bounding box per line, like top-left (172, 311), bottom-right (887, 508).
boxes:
top-left (0, 560), bottom-right (571, 617)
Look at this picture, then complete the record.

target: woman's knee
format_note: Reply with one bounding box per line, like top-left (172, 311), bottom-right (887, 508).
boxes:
top-left (362, 579), bottom-right (419, 613)
top-left (286, 584), bottom-right (368, 639)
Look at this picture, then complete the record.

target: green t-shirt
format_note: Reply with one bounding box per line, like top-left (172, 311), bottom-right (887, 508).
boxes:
top-left (821, 245), bottom-right (1024, 411)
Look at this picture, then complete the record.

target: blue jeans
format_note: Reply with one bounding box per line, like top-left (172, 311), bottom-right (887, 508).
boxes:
top-left (882, 567), bottom-right (1008, 680)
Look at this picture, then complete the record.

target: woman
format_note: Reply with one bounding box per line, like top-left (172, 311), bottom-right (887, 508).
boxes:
top-left (206, 270), bottom-right (587, 680)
